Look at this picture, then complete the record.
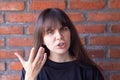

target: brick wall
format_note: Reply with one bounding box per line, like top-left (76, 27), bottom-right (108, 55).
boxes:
top-left (0, 0), bottom-right (120, 80)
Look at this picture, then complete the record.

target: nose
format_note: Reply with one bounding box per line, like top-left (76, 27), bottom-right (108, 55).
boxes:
top-left (55, 30), bottom-right (63, 40)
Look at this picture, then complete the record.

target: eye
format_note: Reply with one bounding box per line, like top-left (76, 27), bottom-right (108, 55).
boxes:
top-left (61, 27), bottom-right (69, 31)
top-left (47, 29), bottom-right (54, 34)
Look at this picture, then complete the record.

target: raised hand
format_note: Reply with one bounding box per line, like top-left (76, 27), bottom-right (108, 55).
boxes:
top-left (15, 47), bottom-right (47, 80)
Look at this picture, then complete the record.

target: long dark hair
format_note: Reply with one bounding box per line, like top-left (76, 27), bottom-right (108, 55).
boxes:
top-left (34, 8), bottom-right (99, 66)
top-left (33, 8), bottom-right (105, 80)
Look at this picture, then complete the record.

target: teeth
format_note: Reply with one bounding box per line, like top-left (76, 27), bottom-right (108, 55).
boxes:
top-left (58, 43), bottom-right (64, 46)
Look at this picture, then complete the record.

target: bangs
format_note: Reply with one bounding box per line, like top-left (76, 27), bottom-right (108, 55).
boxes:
top-left (42, 15), bottom-right (68, 33)
top-left (43, 18), bottom-right (58, 32)
top-left (36, 8), bottom-right (72, 37)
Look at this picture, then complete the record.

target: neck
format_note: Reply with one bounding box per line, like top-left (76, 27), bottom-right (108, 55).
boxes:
top-left (48, 52), bottom-right (75, 62)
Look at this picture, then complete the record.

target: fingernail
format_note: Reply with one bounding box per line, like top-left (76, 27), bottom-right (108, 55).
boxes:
top-left (14, 52), bottom-right (17, 55)
top-left (41, 47), bottom-right (44, 51)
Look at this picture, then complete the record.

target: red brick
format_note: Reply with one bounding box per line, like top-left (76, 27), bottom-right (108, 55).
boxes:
top-left (0, 75), bottom-right (1, 79)
top-left (90, 36), bottom-right (120, 45)
top-left (0, 62), bottom-right (5, 71)
top-left (109, 0), bottom-right (120, 9)
top-left (110, 74), bottom-right (120, 80)
top-left (26, 49), bottom-right (31, 58)
top-left (7, 13), bottom-right (38, 23)
top-left (30, 1), bottom-right (66, 10)
top-left (88, 12), bottom-right (120, 21)
top-left (2, 75), bottom-right (20, 80)
top-left (0, 50), bottom-right (23, 59)
top-left (0, 14), bottom-right (3, 23)
top-left (70, 0), bottom-right (105, 10)
top-left (80, 37), bottom-right (85, 45)
top-left (97, 62), bottom-right (120, 71)
top-left (0, 2), bottom-right (24, 11)
top-left (0, 26), bottom-right (23, 34)
top-left (67, 12), bottom-right (84, 22)
top-left (9, 62), bottom-right (22, 71)
top-left (27, 25), bottom-right (34, 34)
top-left (87, 49), bottom-right (105, 58)
top-left (8, 38), bottom-right (33, 47)
top-left (109, 49), bottom-right (120, 58)
top-left (75, 24), bottom-right (105, 33)
top-left (111, 24), bottom-right (120, 33)
top-left (0, 38), bottom-right (4, 47)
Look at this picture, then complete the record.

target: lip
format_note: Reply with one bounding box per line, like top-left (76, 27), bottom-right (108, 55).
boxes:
top-left (56, 42), bottom-right (66, 48)
top-left (57, 41), bottom-right (64, 46)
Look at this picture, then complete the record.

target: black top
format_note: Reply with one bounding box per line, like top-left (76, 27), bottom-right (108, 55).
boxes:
top-left (21, 59), bottom-right (104, 80)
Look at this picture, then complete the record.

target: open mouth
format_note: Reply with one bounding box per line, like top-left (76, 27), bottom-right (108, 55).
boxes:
top-left (57, 42), bottom-right (65, 48)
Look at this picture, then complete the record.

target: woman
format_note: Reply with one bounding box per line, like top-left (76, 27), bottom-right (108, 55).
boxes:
top-left (15, 8), bottom-right (104, 80)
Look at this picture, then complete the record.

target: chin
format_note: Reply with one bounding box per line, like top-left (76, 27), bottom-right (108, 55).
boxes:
top-left (55, 49), bottom-right (69, 54)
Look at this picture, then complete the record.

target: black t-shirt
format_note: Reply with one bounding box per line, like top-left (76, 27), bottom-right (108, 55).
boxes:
top-left (21, 59), bottom-right (104, 80)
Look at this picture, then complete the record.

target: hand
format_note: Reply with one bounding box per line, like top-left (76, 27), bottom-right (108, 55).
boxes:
top-left (15, 47), bottom-right (47, 80)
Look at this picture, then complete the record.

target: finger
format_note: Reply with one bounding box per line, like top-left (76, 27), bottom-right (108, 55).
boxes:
top-left (33, 47), bottom-right (44, 65)
top-left (40, 53), bottom-right (47, 67)
top-left (14, 52), bottom-right (25, 66)
top-left (28, 48), bottom-right (35, 62)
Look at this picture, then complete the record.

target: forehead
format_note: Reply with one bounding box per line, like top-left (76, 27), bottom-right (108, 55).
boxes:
top-left (43, 19), bottom-right (62, 30)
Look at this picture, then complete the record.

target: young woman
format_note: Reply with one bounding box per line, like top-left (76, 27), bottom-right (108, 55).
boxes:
top-left (15, 8), bottom-right (104, 80)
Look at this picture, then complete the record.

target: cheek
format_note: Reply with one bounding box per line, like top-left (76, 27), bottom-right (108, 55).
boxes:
top-left (43, 37), bottom-right (48, 45)
top-left (43, 37), bottom-right (54, 51)
top-left (43, 36), bottom-right (53, 46)
top-left (65, 32), bottom-right (71, 40)
top-left (67, 33), bottom-right (71, 46)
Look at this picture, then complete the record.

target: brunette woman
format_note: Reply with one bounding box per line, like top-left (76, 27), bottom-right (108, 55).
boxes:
top-left (15, 8), bottom-right (104, 80)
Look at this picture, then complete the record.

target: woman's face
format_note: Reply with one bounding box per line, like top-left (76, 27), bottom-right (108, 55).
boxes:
top-left (43, 22), bottom-right (71, 55)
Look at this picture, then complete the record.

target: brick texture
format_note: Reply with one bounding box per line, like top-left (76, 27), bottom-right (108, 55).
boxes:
top-left (0, 62), bottom-right (5, 71)
top-left (87, 49), bottom-right (105, 58)
top-left (0, 50), bottom-right (23, 59)
top-left (67, 12), bottom-right (84, 22)
top-left (1, 75), bottom-right (20, 80)
top-left (0, 14), bottom-right (3, 23)
top-left (88, 12), bottom-right (120, 21)
top-left (8, 38), bottom-right (33, 47)
top-left (70, 0), bottom-right (105, 10)
top-left (75, 24), bottom-right (105, 33)
top-left (90, 36), bottom-right (120, 45)
top-left (110, 74), bottom-right (120, 80)
top-left (9, 62), bottom-right (22, 71)
top-left (111, 24), bottom-right (120, 33)
top-left (27, 25), bottom-right (34, 34)
top-left (0, 39), bottom-right (4, 47)
top-left (0, 0), bottom-right (120, 80)
top-left (109, 0), bottom-right (120, 9)
top-left (0, 2), bottom-right (24, 11)
top-left (0, 26), bottom-right (23, 34)
top-left (109, 49), bottom-right (120, 58)
top-left (98, 62), bottom-right (120, 71)
top-left (7, 13), bottom-right (38, 23)
top-left (30, 1), bottom-right (66, 10)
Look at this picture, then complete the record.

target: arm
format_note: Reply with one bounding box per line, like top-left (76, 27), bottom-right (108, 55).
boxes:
top-left (15, 47), bottom-right (47, 80)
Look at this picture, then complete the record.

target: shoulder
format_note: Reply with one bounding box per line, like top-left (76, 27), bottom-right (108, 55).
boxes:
top-left (77, 61), bottom-right (101, 73)
top-left (76, 61), bottom-right (104, 80)
top-left (76, 60), bottom-right (99, 70)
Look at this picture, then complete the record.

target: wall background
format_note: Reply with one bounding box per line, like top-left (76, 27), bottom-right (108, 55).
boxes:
top-left (0, 0), bottom-right (120, 80)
